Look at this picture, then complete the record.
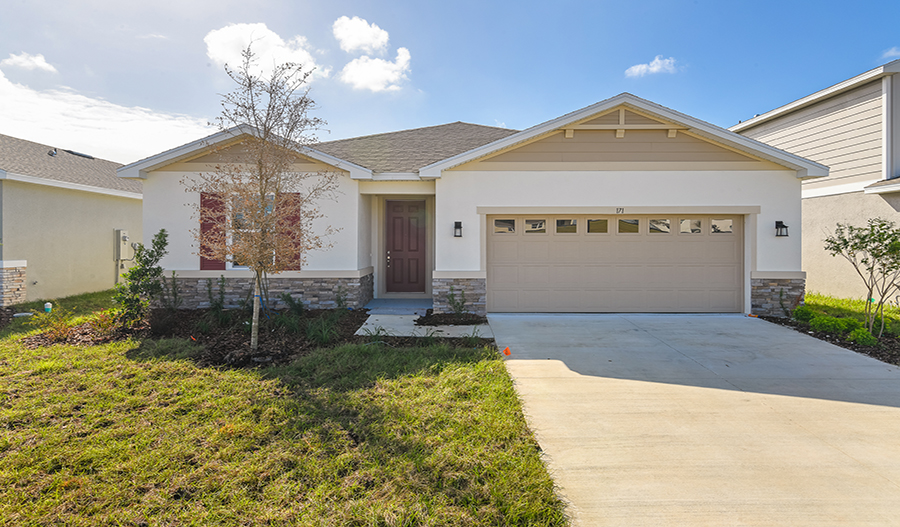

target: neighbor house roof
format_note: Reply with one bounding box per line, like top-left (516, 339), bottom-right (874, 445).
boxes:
top-left (0, 133), bottom-right (142, 197)
top-left (313, 122), bottom-right (519, 173)
top-left (730, 60), bottom-right (900, 133)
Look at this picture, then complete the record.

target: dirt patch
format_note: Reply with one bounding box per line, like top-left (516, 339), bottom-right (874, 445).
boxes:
top-left (760, 315), bottom-right (900, 367)
top-left (415, 309), bottom-right (487, 326)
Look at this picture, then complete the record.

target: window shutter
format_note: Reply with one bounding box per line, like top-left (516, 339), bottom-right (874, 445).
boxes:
top-left (277, 192), bottom-right (303, 271)
top-left (200, 192), bottom-right (226, 271)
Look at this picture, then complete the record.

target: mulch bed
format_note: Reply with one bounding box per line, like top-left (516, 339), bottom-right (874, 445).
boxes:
top-left (760, 315), bottom-right (900, 367)
top-left (16, 307), bottom-right (495, 368)
top-left (415, 309), bottom-right (487, 326)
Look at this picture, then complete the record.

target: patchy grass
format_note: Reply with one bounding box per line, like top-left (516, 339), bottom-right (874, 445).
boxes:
top-left (1, 290), bottom-right (116, 339)
top-left (0, 335), bottom-right (566, 525)
top-left (804, 292), bottom-right (900, 337)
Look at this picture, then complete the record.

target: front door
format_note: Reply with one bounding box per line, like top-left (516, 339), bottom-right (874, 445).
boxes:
top-left (386, 200), bottom-right (426, 293)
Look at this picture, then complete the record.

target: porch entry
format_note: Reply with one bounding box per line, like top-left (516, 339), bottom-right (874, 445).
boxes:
top-left (385, 200), bottom-right (427, 293)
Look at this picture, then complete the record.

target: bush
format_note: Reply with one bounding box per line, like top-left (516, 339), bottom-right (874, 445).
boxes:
top-left (839, 317), bottom-right (864, 333)
top-left (114, 229), bottom-right (168, 326)
top-left (809, 316), bottom-right (847, 334)
top-left (88, 309), bottom-right (121, 338)
top-left (792, 305), bottom-right (818, 324)
top-left (306, 316), bottom-right (338, 346)
top-left (28, 308), bottom-right (75, 343)
top-left (848, 328), bottom-right (879, 346)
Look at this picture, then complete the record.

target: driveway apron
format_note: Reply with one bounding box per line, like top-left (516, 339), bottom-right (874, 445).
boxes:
top-left (489, 314), bottom-right (900, 526)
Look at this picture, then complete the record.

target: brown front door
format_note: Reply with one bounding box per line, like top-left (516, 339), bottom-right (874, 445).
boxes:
top-left (386, 200), bottom-right (426, 293)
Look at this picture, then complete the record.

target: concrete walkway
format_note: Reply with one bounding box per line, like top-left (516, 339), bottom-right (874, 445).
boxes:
top-left (489, 314), bottom-right (900, 526)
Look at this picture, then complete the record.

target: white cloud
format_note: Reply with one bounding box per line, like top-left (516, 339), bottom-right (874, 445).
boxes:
top-left (137, 33), bottom-right (169, 40)
top-left (625, 55), bottom-right (677, 78)
top-left (883, 47), bottom-right (900, 59)
top-left (204, 23), bottom-right (329, 79)
top-left (0, 52), bottom-right (57, 73)
top-left (332, 16), bottom-right (389, 55)
top-left (0, 68), bottom-right (211, 163)
top-left (339, 48), bottom-right (410, 92)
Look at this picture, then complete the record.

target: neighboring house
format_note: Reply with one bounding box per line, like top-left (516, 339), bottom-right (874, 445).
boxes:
top-left (0, 134), bottom-right (142, 305)
top-left (118, 93), bottom-right (826, 316)
top-left (731, 60), bottom-right (900, 299)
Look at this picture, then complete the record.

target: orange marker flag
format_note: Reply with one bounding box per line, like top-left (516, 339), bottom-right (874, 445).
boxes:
top-left (503, 347), bottom-right (511, 356)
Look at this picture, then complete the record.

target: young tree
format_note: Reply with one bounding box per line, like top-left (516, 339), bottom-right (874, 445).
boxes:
top-left (185, 46), bottom-right (339, 350)
top-left (823, 218), bottom-right (900, 337)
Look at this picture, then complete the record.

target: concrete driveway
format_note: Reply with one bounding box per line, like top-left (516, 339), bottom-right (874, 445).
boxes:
top-left (488, 314), bottom-right (900, 526)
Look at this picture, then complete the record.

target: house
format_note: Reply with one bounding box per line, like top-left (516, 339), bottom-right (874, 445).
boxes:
top-left (0, 133), bottom-right (142, 305)
top-left (730, 60), bottom-right (900, 299)
top-left (117, 93), bottom-right (826, 316)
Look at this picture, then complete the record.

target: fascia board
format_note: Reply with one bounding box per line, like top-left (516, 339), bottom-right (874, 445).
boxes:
top-left (297, 146), bottom-right (373, 179)
top-left (0, 170), bottom-right (143, 199)
top-left (864, 180), bottom-right (900, 195)
top-left (730, 60), bottom-right (900, 133)
top-left (420, 92), bottom-right (828, 178)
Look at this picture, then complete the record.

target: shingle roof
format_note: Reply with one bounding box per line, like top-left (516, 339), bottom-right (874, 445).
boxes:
top-left (313, 121), bottom-right (519, 173)
top-left (0, 133), bottom-right (141, 194)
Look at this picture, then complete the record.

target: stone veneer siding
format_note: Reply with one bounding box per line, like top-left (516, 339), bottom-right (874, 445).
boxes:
top-left (163, 273), bottom-right (374, 310)
top-left (433, 278), bottom-right (486, 316)
top-left (0, 264), bottom-right (27, 307)
top-left (751, 278), bottom-right (805, 317)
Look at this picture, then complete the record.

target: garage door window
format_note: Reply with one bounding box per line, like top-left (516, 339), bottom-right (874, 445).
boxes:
top-left (680, 219), bottom-right (702, 234)
top-left (556, 219), bottom-right (577, 234)
top-left (587, 219), bottom-right (609, 234)
top-left (494, 219), bottom-right (515, 234)
top-left (711, 219), bottom-right (733, 234)
top-left (525, 219), bottom-right (547, 234)
top-left (649, 219), bottom-right (671, 234)
top-left (618, 218), bottom-right (640, 234)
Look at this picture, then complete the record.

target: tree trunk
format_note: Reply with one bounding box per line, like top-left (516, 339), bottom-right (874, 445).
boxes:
top-left (251, 276), bottom-right (260, 350)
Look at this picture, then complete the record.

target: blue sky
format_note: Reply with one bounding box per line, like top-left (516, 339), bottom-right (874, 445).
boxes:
top-left (0, 0), bottom-right (898, 163)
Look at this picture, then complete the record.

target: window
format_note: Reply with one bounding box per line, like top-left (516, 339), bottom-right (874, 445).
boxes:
top-left (556, 219), bottom-right (577, 234)
top-left (587, 219), bottom-right (608, 234)
top-left (525, 219), bottom-right (547, 234)
top-left (618, 219), bottom-right (640, 233)
top-left (494, 219), bottom-right (515, 233)
top-left (231, 194), bottom-right (275, 268)
top-left (711, 218), bottom-right (733, 234)
top-left (679, 219), bottom-right (702, 234)
top-left (649, 219), bottom-right (671, 234)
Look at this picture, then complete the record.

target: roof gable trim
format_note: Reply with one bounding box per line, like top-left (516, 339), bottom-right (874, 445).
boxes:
top-left (0, 169), bottom-right (142, 200)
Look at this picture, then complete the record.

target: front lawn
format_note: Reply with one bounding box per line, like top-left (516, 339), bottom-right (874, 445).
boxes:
top-left (0, 294), bottom-right (566, 526)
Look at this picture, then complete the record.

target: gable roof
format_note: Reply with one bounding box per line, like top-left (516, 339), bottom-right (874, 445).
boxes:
top-left (314, 122), bottom-right (518, 173)
top-left (418, 93), bottom-right (829, 179)
top-left (117, 124), bottom-right (375, 180)
top-left (730, 60), bottom-right (900, 133)
top-left (0, 133), bottom-right (141, 196)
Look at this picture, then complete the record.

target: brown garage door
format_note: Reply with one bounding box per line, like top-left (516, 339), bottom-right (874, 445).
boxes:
top-left (487, 214), bottom-right (742, 312)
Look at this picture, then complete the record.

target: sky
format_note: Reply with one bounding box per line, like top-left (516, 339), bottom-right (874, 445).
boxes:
top-left (1, 0), bottom-right (899, 164)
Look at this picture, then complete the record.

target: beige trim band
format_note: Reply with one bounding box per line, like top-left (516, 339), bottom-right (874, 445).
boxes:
top-left (0, 260), bottom-right (27, 267)
top-left (170, 267), bottom-right (374, 279)
top-left (476, 206), bottom-right (762, 215)
top-left (432, 271), bottom-right (487, 279)
top-left (750, 271), bottom-right (806, 280)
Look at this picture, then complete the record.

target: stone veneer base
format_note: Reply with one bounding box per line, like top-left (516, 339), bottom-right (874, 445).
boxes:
top-left (750, 278), bottom-right (805, 317)
top-left (162, 273), bottom-right (374, 311)
top-left (433, 278), bottom-right (487, 316)
top-left (0, 264), bottom-right (27, 307)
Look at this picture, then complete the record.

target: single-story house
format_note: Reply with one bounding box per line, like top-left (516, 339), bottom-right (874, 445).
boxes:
top-left (0, 133), bottom-right (142, 305)
top-left (731, 60), bottom-right (900, 299)
top-left (118, 93), bottom-right (827, 316)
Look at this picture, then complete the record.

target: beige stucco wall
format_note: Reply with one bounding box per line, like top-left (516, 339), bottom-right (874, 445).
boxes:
top-left (434, 169), bottom-right (804, 313)
top-left (0, 180), bottom-right (142, 301)
top-left (142, 167), bottom-right (363, 273)
top-left (802, 191), bottom-right (900, 299)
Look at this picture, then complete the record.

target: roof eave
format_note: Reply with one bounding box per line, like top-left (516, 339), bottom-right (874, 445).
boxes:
top-left (730, 60), bottom-right (900, 133)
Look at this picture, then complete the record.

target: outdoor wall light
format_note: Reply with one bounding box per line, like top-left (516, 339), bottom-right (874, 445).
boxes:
top-left (775, 221), bottom-right (789, 237)
top-left (454, 221), bottom-right (463, 237)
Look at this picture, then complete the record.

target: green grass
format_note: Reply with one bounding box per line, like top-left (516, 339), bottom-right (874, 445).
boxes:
top-left (1, 290), bottom-right (116, 339)
top-left (0, 292), bottom-right (567, 526)
top-left (804, 292), bottom-right (900, 336)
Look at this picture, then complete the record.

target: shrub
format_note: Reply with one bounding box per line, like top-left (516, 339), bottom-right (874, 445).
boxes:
top-left (88, 309), bottom-right (120, 338)
top-left (447, 285), bottom-right (468, 315)
top-left (848, 328), bottom-right (879, 346)
top-left (809, 316), bottom-right (847, 334)
top-left (306, 316), bottom-right (338, 346)
top-left (28, 307), bottom-right (75, 343)
top-left (792, 305), bottom-right (818, 324)
top-left (272, 313), bottom-right (303, 334)
top-left (114, 229), bottom-right (168, 326)
top-left (279, 292), bottom-right (304, 316)
top-left (839, 317), bottom-right (864, 333)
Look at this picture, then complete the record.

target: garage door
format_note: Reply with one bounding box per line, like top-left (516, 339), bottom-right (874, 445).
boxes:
top-left (487, 214), bottom-right (742, 312)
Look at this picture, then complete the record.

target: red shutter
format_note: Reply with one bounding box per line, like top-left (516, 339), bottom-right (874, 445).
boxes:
top-left (277, 192), bottom-right (303, 271)
top-left (200, 192), bottom-right (226, 270)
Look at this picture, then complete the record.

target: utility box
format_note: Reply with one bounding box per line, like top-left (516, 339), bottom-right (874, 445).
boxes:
top-left (114, 229), bottom-right (129, 263)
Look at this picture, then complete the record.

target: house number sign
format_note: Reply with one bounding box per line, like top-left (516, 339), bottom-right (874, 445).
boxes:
top-left (616, 207), bottom-right (625, 214)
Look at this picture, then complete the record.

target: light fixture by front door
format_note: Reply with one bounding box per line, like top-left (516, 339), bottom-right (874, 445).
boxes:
top-left (454, 221), bottom-right (463, 237)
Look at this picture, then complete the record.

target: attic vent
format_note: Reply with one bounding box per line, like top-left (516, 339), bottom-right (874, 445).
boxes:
top-left (63, 149), bottom-right (95, 159)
